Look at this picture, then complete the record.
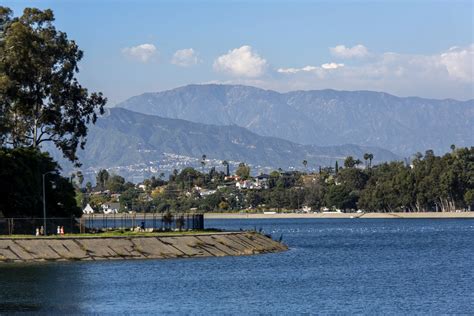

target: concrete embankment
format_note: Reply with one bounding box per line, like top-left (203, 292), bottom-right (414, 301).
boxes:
top-left (0, 232), bottom-right (287, 263)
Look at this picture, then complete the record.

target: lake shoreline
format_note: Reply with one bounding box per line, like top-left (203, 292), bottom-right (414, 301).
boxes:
top-left (204, 212), bottom-right (474, 219)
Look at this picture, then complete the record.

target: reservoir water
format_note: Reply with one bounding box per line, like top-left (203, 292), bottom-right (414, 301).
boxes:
top-left (0, 218), bottom-right (473, 314)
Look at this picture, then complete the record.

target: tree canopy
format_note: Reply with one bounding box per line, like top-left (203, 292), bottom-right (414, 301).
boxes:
top-left (0, 7), bottom-right (106, 165)
top-left (0, 147), bottom-right (80, 218)
top-left (79, 147), bottom-right (473, 214)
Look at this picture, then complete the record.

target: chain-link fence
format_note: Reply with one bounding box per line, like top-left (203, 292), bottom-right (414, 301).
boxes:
top-left (79, 213), bottom-right (204, 232)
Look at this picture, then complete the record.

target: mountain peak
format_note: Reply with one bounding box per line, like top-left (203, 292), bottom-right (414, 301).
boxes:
top-left (117, 85), bottom-right (474, 155)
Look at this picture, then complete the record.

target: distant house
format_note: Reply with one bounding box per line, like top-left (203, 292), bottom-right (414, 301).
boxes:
top-left (236, 176), bottom-right (269, 190)
top-left (255, 174), bottom-right (270, 189)
top-left (82, 204), bottom-right (95, 215)
top-left (236, 180), bottom-right (253, 190)
top-left (101, 202), bottom-right (120, 214)
top-left (224, 175), bottom-right (240, 182)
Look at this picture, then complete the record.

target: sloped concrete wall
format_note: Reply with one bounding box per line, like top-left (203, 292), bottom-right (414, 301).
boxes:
top-left (0, 232), bottom-right (287, 263)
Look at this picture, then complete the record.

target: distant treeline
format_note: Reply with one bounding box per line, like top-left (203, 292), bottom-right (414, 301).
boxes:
top-left (81, 147), bottom-right (474, 213)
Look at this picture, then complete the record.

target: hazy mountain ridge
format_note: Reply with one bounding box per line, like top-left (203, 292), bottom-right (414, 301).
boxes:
top-left (117, 84), bottom-right (474, 155)
top-left (50, 108), bottom-right (399, 181)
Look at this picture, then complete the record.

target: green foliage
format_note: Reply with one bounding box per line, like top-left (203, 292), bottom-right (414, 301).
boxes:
top-left (0, 147), bottom-right (80, 217)
top-left (106, 174), bottom-right (125, 192)
top-left (95, 169), bottom-right (109, 191)
top-left (222, 160), bottom-right (230, 176)
top-left (87, 194), bottom-right (108, 211)
top-left (78, 148), bottom-right (473, 214)
top-left (337, 168), bottom-right (369, 191)
top-left (358, 148), bottom-right (474, 212)
top-left (0, 7), bottom-right (106, 164)
top-left (325, 185), bottom-right (357, 210)
top-left (236, 162), bottom-right (251, 179)
top-left (344, 156), bottom-right (362, 168)
top-left (120, 187), bottom-right (141, 209)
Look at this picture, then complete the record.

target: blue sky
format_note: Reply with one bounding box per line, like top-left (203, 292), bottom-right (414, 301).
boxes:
top-left (4, 0), bottom-right (474, 104)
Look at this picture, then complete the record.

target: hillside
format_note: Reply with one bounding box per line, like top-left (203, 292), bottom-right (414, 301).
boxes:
top-left (117, 84), bottom-right (474, 155)
top-left (50, 108), bottom-right (399, 181)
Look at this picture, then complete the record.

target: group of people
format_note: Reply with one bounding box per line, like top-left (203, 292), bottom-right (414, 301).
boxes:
top-left (34, 226), bottom-right (65, 236)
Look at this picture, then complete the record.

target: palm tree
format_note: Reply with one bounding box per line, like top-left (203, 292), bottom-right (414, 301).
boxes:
top-left (302, 160), bottom-right (308, 172)
top-left (222, 160), bottom-right (230, 176)
top-left (367, 153), bottom-right (374, 169)
top-left (76, 171), bottom-right (84, 187)
top-left (363, 153), bottom-right (370, 169)
top-left (201, 154), bottom-right (207, 173)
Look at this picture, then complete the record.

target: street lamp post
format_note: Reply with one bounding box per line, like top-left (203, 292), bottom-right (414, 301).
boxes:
top-left (42, 171), bottom-right (55, 236)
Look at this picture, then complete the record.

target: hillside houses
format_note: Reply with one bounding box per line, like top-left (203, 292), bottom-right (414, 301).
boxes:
top-left (101, 203), bottom-right (120, 214)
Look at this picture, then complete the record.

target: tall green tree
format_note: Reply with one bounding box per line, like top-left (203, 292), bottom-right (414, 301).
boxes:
top-left (362, 153), bottom-right (374, 169)
top-left (0, 7), bottom-right (106, 164)
top-left (344, 156), bottom-right (362, 168)
top-left (236, 162), bottom-right (251, 179)
top-left (222, 160), bottom-right (230, 176)
top-left (201, 154), bottom-right (206, 173)
top-left (96, 169), bottom-right (109, 191)
top-left (302, 160), bottom-right (308, 172)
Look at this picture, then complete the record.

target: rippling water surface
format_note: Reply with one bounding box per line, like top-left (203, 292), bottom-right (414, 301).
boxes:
top-left (1, 219), bottom-right (473, 314)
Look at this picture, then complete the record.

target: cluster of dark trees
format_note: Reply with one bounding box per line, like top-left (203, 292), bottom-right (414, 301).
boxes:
top-left (0, 148), bottom-right (80, 217)
top-left (358, 148), bottom-right (474, 212)
top-left (92, 147), bottom-right (473, 213)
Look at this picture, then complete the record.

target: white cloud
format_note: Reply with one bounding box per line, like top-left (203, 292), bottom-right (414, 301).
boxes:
top-left (439, 44), bottom-right (473, 82)
top-left (277, 63), bottom-right (343, 74)
top-left (122, 43), bottom-right (157, 63)
top-left (213, 45), bottom-right (267, 77)
top-left (172, 48), bottom-right (200, 67)
top-left (277, 66), bottom-right (317, 74)
top-left (321, 62), bottom-right (345, 70)
top-left (330, 44), bottom-right (369, 59)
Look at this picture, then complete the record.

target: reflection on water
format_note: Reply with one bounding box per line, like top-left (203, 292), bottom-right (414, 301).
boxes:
top-left (1, 219), bottom-right (473, 314)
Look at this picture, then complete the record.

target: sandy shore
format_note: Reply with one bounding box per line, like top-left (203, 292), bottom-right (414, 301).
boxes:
top-left (204, 212), bottom-right (474, 219)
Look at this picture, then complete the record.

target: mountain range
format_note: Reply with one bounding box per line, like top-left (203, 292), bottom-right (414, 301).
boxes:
top-left (51, 108), bottom-right (398, 181)
top-left (117, 84), bottom-right (474, 156)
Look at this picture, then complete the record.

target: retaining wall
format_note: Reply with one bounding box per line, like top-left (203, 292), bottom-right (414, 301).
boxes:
top-left (0, 232), bottom-right (287, 263)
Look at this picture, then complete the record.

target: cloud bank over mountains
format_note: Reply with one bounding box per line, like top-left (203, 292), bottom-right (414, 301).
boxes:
top-left (222, 43), bottom-right (473, 100)
top-left (120, 42), bottom-right (473, 100)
